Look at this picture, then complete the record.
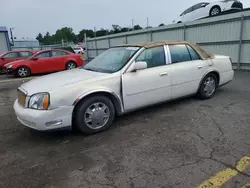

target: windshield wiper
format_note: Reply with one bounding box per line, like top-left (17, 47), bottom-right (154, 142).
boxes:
top-left (82, 67), bottom-right (97, 72)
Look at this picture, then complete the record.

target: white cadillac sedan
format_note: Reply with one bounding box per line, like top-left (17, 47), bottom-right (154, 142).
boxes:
top-left (14, 41), bottom-right (234, 134)
top-left (173, 0), bottom-right (243, 23)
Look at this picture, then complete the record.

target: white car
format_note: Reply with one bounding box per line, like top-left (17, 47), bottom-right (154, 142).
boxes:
top-left (14, 41), bottom-right (234, 134)
top-left (173, 0), bottom-right (243, 23)
top-left (73, 46), bottom-right (85, 54)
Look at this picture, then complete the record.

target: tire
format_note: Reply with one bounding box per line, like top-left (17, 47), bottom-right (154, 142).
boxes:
top-left (210, 6), bottom-right (221, 16)
top-left (66, 61), bottom-right (77, 70)
top-left (74, 95), bottom-right (115, 135)
top-left (198, 73), bottom-right (218, 100)
top-left (16, 66), bottom-right (31, 77)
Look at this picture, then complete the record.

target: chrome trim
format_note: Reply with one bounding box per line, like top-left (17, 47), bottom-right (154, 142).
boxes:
top-left (164, 45), bottom-right (171, 64)
top-left (166, 45), bottom-right (172, 64)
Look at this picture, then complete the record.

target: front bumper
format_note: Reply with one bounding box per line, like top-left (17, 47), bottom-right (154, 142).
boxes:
top-left (14, 100), bottom-right (74, 131)
top-left (5, 67), bottom-right (16, 75)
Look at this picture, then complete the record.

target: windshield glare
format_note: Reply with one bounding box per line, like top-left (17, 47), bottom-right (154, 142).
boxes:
top-left (82, 46), bottom-right (140, 73)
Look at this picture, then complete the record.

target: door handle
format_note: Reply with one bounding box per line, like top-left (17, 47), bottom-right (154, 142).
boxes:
top-left (198, 65), bottom-right (203, 69)
top-left (160, 72), bottom-right (168, 76)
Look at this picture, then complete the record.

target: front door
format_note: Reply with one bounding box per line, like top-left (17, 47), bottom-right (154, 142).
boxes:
top-left (31, 51), bottom-right (53, 73)
top-left (2, 51), bottom-right (21, 64)
top-left (168, 44), bottom-right (208, 99)
top-left (122, 46), bottom-right (171, 111)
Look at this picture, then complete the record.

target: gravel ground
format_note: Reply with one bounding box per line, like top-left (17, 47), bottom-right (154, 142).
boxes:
top-left (0, 71), bottom-right (249, 188)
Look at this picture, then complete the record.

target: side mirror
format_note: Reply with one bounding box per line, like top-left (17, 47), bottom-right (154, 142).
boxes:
top-left (0, 57), bottom-right (5, 60)
top-left (32, 57), bottom-right (38, 61)
top-left (134, 61), bottom-right (147, 71)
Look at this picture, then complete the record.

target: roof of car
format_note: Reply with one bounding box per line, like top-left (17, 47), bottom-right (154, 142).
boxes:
top-left (117, 41), bottom-right (214, 59)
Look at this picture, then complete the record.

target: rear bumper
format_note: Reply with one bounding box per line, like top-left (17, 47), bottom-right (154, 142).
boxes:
top-left (219, 70), bottom-right (234, 86)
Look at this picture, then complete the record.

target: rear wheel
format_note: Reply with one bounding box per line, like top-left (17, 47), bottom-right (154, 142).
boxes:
top-left (198, 73), bottom-right (218, 100)
top-left (66, 61), bottom-right (77, 70)
top-left (74, 95), bottom-right (115, 135)
top-left (210, 6), bottom-right (221, 16)
top-left (16, 66), bottom-right (31, 77)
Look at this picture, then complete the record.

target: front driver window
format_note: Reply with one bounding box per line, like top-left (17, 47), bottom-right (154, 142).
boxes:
top-left (135, 46), bottom-right (166, 68)
top-left (36, 51), bottom-right (50, 58)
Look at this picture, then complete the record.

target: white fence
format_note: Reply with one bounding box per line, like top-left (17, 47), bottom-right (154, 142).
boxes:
top-left (86, 10), bottom-right (250, 70)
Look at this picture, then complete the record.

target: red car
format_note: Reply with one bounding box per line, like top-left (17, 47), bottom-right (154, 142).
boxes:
top-left (4, 49), bottom-right (83, 77)
top-left (0, 50), bottom-right (35, 74)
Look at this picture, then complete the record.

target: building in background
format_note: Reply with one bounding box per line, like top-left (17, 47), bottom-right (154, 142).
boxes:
top-left (0, 27), bottom-right (11, 54)
top-left (13, 39), bottom-right (40, 48)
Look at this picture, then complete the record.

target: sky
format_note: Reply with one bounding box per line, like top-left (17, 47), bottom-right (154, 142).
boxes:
top-left (1, 0), bottom-right (250, 39)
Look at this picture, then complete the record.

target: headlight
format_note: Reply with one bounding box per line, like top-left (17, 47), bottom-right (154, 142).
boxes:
top-left (28, 93), bottom-right (50, 110)
top-left (6, 65), bottom-right (12, 69)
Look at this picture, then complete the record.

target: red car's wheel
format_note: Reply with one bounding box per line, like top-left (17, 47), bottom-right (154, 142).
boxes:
top-left (16, 66), bottom-right (31, 77)
top-left (66, 61), bottom-right (77, 70)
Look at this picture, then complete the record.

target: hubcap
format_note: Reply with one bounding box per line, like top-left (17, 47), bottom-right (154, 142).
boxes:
top-left (84, 102), bottom-right (110, 130)
top-left (204, 77), bottom-right (216, 96)
top-left (211, 8), bottom-right (219, 16)
top-left (18, 68), bottom-right (28, 77)
top-left (67, 63), bottom-right (76, 69)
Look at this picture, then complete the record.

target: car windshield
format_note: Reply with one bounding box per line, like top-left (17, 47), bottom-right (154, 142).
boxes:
top-left (82, 46), bottom-right (140, 73)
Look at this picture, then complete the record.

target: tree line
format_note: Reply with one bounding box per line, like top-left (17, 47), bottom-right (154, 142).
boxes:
top-left (36, 24), bottom-right (165, 45)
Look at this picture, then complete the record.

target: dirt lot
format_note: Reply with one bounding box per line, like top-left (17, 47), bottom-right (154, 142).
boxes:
top-left (0, 72), bottom-right (249, 188)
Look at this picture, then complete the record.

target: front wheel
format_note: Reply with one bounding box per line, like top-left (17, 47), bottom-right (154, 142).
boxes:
top-left (198, 73), bottom-right (218, 100)
top-left (16, 66), bottom-right (31, 77)
top-left (74, 95), bottom-right (115, 134)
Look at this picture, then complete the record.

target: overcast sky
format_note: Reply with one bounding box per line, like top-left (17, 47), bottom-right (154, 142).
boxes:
top-left (1, 0), bottom-right (250, 39)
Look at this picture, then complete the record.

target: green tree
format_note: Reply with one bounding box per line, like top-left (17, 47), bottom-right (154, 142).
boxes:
top-left (159, 23), bottom-right (165, 27)
top-left (36, 33), bottom-right (43, 43)
top-left (134, 25), bottom-right (142, 30)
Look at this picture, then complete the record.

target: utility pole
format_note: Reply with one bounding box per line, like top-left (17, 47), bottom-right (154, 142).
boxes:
top-left (94, 27), bottom-right (97, 38)
top-left (10, 28), bottom-right (14, 46)
top-left (147, 17), bottom-right (149, 28)
top-left (132, 19), bottom-right (134, 30)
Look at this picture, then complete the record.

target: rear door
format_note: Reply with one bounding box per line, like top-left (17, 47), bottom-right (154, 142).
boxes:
top-left (31, 51), bottom-right (53, 73)
top-left (192, 3), bottom-right (210, 20)
top-left (182, 6), bottom-right (195, 22)
top-left (50, 50), bottom-right (69, 71)
top-left (168, 44), bottom-right (208, 99)
top-left (19, 51), bottom-right (34, 60)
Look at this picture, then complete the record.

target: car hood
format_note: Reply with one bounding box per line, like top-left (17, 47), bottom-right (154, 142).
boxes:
top-left (5, 59), bottom-right (28, 67)
top-left (20, 68), bottom-right (108, 95)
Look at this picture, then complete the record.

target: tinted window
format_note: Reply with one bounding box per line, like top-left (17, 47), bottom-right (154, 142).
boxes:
top-left (136, 46), bottom-right (166, 68)
top-left (4, 52), bottom-right (19, 58)
top-left (182, 6), bottom-right (194, 16)
top-left (20, 51), bottom-right (33, 57)
top-left (187, 45), bottom-right (200, 60)
top-left (36, 51), bottom-right (50, 58)
top-left (169, 45), bottom-right (191, 63)
top-left (51, 51), bottom-right (68, 57)
top-left (194, 2), bottom-right (209, 10)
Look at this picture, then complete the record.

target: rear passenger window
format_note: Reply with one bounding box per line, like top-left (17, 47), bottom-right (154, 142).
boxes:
top-left (187, 45), bottom-right (200, 60)
top-left (20, 51), bottom-right (33, 57)
top-left (169, 45), bottom-right (191, 63)
top-left (51, 51), bottom-right (68, 57)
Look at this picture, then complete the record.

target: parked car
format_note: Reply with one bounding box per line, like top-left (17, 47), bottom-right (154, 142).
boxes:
top-left (13, 41), bottom-right (234, 134)
top-left (173, 0), bottom-right (243, 23)
top-left (73, 46), bottom-right (85, 54)
top-left (4, 49), bottom-right (83, 77)
top-left (0, 50), bottom-right (36, 74)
